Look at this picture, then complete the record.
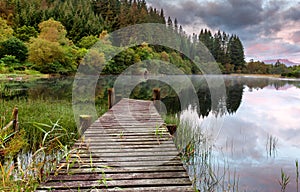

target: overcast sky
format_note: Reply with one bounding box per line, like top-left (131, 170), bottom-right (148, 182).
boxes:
top-left (146, 0), bottom-right (300, 63)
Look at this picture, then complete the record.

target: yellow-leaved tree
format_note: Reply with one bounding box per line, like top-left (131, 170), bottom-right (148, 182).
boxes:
top-left (0, 17), bottom-right (13, 42)
top-left (28, 18), bottom-right (77, 74)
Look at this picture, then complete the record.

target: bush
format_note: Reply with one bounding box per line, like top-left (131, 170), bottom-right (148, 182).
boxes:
top-left (0, 37), bottom-right (28, 62)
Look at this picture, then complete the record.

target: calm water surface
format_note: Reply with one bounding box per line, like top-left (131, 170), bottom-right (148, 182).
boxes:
top-left (177, 76), bottom-right (300, 192)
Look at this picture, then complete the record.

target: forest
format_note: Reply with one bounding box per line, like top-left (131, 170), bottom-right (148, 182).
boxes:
top-left (0, 0), bottom-right (299, 77)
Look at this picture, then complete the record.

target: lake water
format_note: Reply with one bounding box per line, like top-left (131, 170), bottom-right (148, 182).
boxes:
top-left (1, 75), bottom-right (300, 191)
top-left (173, 75), bottom-right (300, 192)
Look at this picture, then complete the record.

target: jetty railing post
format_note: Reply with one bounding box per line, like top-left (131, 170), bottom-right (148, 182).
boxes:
top-left (152, 88), bottom-right (161, 112)
top-left (12, 107), bottom-right (18, 132)
top-left (152, 88), bottom-right (161, 101)
top-left (108, 88), bottom-right (115, 109)
top-left (79, 115), bottom-right (92, 136)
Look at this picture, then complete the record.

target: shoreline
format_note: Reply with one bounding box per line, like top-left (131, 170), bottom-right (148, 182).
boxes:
top-left (1, 73), bottom-right (298, 81)
top-left (229, 73), bottom-right (282, 78)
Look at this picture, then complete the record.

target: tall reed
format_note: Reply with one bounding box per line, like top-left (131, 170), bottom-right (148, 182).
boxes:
top-left (296, 160), bottom-right (299, 192)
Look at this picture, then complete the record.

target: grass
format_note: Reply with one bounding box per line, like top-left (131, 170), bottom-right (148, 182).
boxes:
top-left (163, 114), bottom-right (180, 126)
top-left (0, 94), bottom-right (109, 190)
top-left (0, 121), bottom-right (75, 191)
top-left (1, 99), bottom-right (77, 151)
top-left (0, 70), bottom-right (48, 81)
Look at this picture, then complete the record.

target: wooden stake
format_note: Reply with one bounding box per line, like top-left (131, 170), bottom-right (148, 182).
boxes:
top-left (13, 107), bottom-right (18, 132)
top-left (152, 88), bottom-right (161, 101)
top-left (79, 115), bottom-right (92, 135)
top-left (108, 88), bottom-right (115, 109)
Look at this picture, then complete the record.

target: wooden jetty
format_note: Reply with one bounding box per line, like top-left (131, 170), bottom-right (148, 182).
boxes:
top-left (37, 98), bottom-right (193, 191)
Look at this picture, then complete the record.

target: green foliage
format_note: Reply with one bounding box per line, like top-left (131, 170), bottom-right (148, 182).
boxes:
top-left (12, 0), bottom-right (103, 42)
top-left (14, 25), bottom-right (38, 42)
top-left (28, 38), bottom-right (64, 73)
top-left (0, 17), bottom-right (13, 42)
top-left (246, 60), bottom-right (270, 74)
top-left (228, 35), bottom-right (245, 71)
top-left (0, 55), bottom-right (19, 66)
top-left (0, 0), bottom-right (249, 75)
top-left (28, 19), bottom-right (78, 74)
top-left (282, 65), bottom-right (300, 78)
top-left (77, 35), bottom-right (99, 49)
top-left (198, 29), bottom-right (246, 73)
top-left (0, 37), bottom-right (28, 62)
top-left (38, 18), bottom-right (68, 45)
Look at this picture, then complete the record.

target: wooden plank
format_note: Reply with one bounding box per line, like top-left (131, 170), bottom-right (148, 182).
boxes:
top-left (56, 161), bottom-right (184, 169)
top-left (73, 144), bottom-right (176, 149)
top-left (39, 178), bottom-right (192, 189)
top-left (61, 156), bottom-right (182, 163)
top-left (68, 151), bottom-right (179, 157)
top-left (76, 141), bottom-right (175, 145)
top-left (76, 148), bottom-right (179, 153)
top-left (36, 186), bottom-right (195, 192)
top-left (51, 166), bottom-right (187, 175)
top-left (46, 172), bottom-right (190, 182)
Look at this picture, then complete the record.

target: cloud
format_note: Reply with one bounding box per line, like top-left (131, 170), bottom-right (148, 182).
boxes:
top-left (146, 0), bottom-right (300, 62)
top-left (284, 2), bottom-right (300, 21)
top-left (291, 31), bottom-right (300, 43)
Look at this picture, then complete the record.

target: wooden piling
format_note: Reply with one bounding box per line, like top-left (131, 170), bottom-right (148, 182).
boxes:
top-left (152, 88), bottom-right (161, 101)
top-left (79, 115), bottom-right (92, 135)
top-left (108, 88), bottom-right (115, 109)
top-left (12, 107), bottom-right (18, 132)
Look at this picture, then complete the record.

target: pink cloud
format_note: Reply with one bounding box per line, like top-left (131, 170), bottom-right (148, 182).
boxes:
top-left (292, 31), bottom-right (300, 43)
top-left (247, 43), bottom-right (270, 53)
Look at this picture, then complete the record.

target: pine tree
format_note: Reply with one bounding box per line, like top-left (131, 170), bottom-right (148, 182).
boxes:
top-left (174, 18), bottom-right (178, 33)
top-left (167, 16), bottom-right (173, 30)
top-left (228, 35), bottom-right (245, 71)
top-left (160, 9), bottom-right (165, 24)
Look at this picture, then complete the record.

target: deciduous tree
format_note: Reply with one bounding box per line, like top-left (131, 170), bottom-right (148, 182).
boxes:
top-left (0, 17), bottom-right (13, 42)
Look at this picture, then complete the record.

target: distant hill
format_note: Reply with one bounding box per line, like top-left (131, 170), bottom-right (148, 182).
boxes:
top-left (263, 59), bottom-right (300, 67)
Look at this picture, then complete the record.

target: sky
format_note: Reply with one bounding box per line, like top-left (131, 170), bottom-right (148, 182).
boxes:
top-left (146, 0), bottom-right (300, 63)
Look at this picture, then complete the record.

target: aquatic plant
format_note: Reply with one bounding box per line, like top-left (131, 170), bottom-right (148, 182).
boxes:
top-left (296, 160), bottom-right (299, 192)
top-left (279, 169), bottom-right (290, 192)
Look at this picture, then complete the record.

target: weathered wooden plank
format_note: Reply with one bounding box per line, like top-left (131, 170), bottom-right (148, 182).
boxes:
top-left (83, 131), bottom-right (169, 136)
top-left (50, 166), bottom-right (187, 175)
top-left (36, 186), bottom-right (195, 192)
top-left (73, 144), bottom-right (176, 149)
top-left (69, 151), bottom-right (179, 157)
top-left (39, 178), bottom-right (192, 189)
top-left (97, 186), bottom-right (195, 192)
top-left (56, 160), bottom-right (184, 169)
top-left (61, 156), bottom-right (182, 163)
top-left (76, 148), bottom-right (179, 154)
top-left (82, 138), bottom-right (172, 143)
top-left (76, 141), bottom-right (175, 146)
top-left (46, 172), bottom-right (190, 182)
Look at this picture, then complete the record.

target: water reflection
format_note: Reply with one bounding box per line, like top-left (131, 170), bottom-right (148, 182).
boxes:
top-left (177, 76), bottom-right (300, 192)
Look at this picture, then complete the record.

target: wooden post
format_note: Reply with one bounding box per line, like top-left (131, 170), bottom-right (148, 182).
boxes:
top-left (79, 115), bottom-right (92, 135)
top-left (12, 107), bottom-right (18, 132)
top-left (152, 88), bottom-right (161, 101)
top-left (167, 124), bottom-right (177, 135)
top-left (108, 88), bottom-right (115, 109)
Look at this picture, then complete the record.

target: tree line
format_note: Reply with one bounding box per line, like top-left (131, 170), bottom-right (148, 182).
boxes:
top-left (0, 0), bottom-right (263, 76)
